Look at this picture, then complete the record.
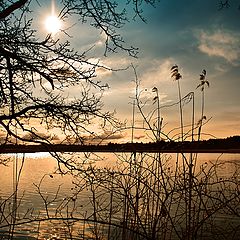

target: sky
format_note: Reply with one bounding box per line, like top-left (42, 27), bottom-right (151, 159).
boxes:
top-left (33, 0), bottom-right (240, 141)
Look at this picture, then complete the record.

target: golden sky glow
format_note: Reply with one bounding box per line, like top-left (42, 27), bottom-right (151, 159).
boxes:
top-left (33, 0), bottom-right (239, 140)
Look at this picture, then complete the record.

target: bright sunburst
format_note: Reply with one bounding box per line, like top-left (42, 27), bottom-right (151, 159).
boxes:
top-left (45, 15), bottom-right (62, 34)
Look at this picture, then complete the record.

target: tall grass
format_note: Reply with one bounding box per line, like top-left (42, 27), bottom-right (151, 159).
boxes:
top-left (0, 66), bottom-right (239, 239)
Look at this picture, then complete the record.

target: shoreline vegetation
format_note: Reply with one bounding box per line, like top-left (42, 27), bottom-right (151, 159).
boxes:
top-left (1, 136), bottom-right (239, 154)
top-left (1, 1), bottom-right (239, 239)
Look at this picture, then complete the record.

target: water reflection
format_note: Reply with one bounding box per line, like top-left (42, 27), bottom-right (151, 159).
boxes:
top-left (0, 152), bottom-right (239, 239)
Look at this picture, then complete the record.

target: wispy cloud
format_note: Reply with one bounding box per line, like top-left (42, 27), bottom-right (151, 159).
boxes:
top-left (140, 59), bottom-right (174, 85)
top-left (83, 130), bottom-right (126, 144)
top-left (197, 30), bottom-right (240, 64)
top-left (135, 59), bottom-right (176, 104)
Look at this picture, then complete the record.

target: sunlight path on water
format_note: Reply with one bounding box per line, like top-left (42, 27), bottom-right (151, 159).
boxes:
top-left (0, 152), bottom-right (239, 239)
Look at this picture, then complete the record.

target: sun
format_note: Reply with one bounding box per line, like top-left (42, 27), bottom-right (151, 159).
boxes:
top-left (44, 15), bottom-right (62, 34)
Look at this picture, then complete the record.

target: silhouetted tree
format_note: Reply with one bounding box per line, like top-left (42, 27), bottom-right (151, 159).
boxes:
top-left (0, 0), bottom-right (158, 145)
top-left (218, 0), bottom-right (240, 10)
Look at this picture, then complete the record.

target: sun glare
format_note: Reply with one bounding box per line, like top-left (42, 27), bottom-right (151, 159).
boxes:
top-left (45, 15), bottom-right (62, 34)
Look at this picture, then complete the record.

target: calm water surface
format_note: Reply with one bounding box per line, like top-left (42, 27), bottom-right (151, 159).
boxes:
top-left (0, 152), bottom-right (239, 239)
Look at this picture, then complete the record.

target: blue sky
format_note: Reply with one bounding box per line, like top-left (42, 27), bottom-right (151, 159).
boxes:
top-left (33, 0), bottom-right (240, 140)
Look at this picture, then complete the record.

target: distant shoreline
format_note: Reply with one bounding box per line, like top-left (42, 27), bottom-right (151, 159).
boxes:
top-left (1, 140), bottom-right (240, 154)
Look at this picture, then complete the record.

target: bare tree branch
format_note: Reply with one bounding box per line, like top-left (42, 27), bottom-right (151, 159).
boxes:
top-left (0, 0), bottom-right (28, 19)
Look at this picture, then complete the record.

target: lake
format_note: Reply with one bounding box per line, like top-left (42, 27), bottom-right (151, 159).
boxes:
top-left (0, 152), bottom-right (239, 239)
